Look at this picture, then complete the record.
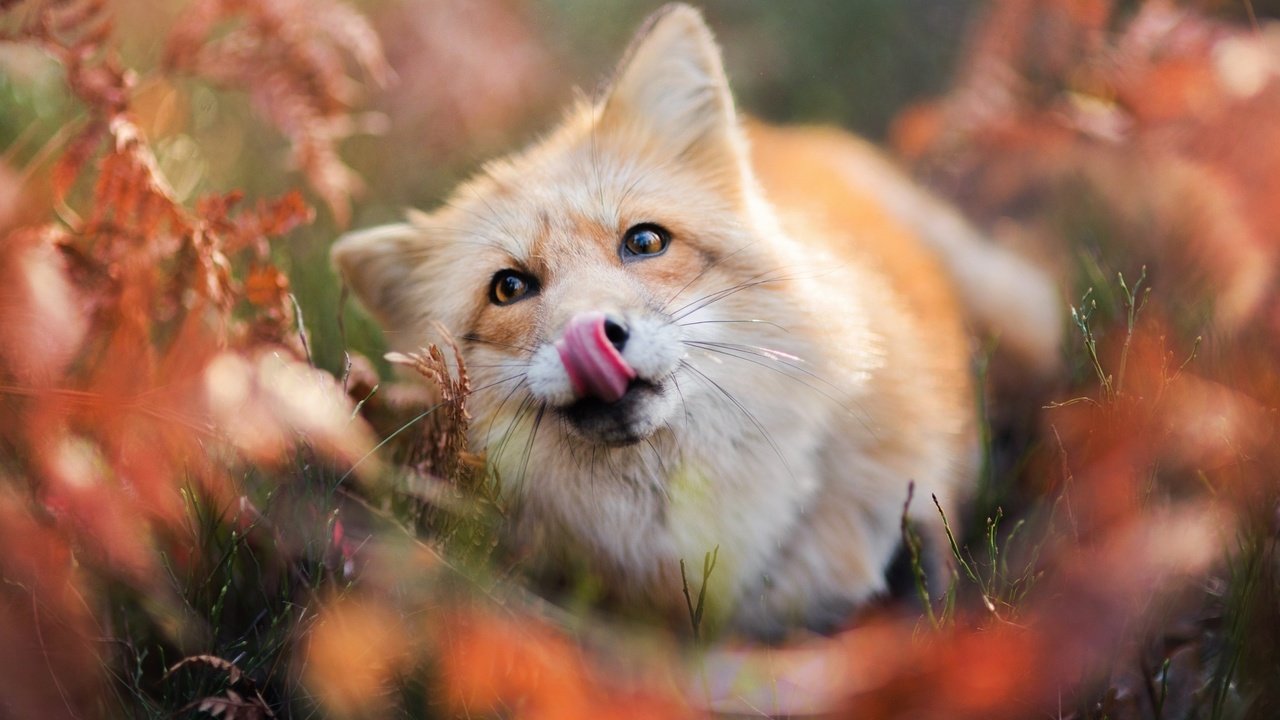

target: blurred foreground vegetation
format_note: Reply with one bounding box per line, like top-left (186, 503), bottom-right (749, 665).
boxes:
top-left (1, 1), bottom-right (1278, 718)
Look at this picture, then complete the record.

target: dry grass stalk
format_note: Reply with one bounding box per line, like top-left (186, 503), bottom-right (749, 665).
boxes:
top-left (385, 325), bottom-right (478, 488)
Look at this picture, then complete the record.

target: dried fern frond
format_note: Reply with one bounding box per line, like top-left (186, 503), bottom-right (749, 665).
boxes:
top-left (182, 689), bottom-right (276, 720)
top-left (0, 2), bottom-right (382, 716)
top-left (385, 327), bottom-right (476, 488)
top-left (5, 0), bottom-right (316, 344)
top-left (165, 653), bottom-right (276, 718)
top-left (165, 654), bottom-right (247, 686)
top-left (164, 0), bottom-right (391, 226)
top-left (0, 0), bottom-right (357, 632)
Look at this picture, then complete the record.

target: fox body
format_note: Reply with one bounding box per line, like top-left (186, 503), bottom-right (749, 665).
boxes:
top-left (333, 5), bottom-right (1059, 637)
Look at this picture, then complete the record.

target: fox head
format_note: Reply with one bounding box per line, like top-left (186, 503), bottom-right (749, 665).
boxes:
top-left (333, 5), bottom-right (823, 463)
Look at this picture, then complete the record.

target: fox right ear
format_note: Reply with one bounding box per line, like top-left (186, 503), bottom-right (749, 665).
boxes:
top-left (600, 4), bottom-right (749, 195)
top-left (331, 222), bottom-right (428, 332)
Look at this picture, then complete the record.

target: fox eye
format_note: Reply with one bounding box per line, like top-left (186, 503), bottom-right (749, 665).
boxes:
top-left (622, 223), bottom-right (671, 259)
top-left (489, 269), bottom-right (537, 305)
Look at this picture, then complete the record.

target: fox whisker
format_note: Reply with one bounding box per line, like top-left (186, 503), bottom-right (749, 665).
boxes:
top-left (440, 199), bottom-right (516, 249)
top-left (612, 161), bottom-right (662, 218)
top-left (668, 371), bottom-right (691, 432)
top-left (589, 104), bottom-right (608, 219)
top-left (430, 221), bottom-right (515, 253)
top-left (466, 184), bottom-right (532, 258)
top-left (484, 377), bottom-right (532, 448)
top-left (492, 392), bottom-right (537, 471)
top-left (678, 360), bottom-right (792, 480)
top-left (669, 265), bottom-right (827, 322)
top-left (686, 339), bottom-right (804, 364)
top-left (660, 260), bottom-right (788, 316)
top-left (516, 402), bottom-right (548, 494)
top-left (665, 256), bottom-right (843, 319)
top-left (467, 373), bottom-right (530, 395)
top-left (459, 362), bottom-right (533, 370)
top-left (460, 333), bottom-right (538, 355)
top-left (659, 242), bottom-right (758, 312)
top-left (676, 318), bottom-right (791, 334)
top-left (682, 341), bottom-right (871, 432)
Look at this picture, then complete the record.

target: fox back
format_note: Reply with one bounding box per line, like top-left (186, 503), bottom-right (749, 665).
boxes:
top-left (333, 4), bottom-right (1059, 638)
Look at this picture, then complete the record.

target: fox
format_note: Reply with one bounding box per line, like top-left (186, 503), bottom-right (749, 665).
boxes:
top-left (332, 4), bottom-right (1060, 639)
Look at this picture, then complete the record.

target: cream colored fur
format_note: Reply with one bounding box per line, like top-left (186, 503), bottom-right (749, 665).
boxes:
top-left (332, 4), bottom-right (1061, 638)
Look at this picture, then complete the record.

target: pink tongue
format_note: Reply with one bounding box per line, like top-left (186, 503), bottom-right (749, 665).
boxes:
top-left (555, 312), bottom-right (636, 403)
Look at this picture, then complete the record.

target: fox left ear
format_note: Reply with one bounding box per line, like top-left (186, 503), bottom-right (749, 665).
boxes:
top-left (600, 4), bottom-right (750, 195)
top-left (331, 221), bottom-right (432, 336)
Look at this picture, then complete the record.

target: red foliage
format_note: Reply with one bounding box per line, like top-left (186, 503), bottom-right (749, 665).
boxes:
top-left (0, 1), bottom-right (376, 715)
top-left (0, 491), bottom-right (105, 720)
top-left (439, 610), bottom-right (695, 720)
top-left (301, 597), bottom-right (413, 718)
top-left (894, 0), bottom-right (1280, 333)
top-left (3, 2), bottom-right (1276, 718)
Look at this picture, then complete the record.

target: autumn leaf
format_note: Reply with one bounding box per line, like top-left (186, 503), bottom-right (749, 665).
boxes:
top-left (301, 598), bottom-right (412, 718)
top-left (204, 350), bottom-right (377, 473)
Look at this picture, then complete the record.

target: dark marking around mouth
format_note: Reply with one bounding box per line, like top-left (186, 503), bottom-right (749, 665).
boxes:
top-left (559, 380), bottom-right (663, 446)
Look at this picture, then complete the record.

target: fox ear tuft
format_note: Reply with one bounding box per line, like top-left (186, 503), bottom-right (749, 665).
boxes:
top-left (602, 4), bottom-right (747, 190)
top-left (331, 222), bottom-right (428, 332)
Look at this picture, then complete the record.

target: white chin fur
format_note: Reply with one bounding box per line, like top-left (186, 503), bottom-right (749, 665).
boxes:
top-left (526, 344), bottom-right (576, 406)
top-left (525, 313), bottom-right (685, 406)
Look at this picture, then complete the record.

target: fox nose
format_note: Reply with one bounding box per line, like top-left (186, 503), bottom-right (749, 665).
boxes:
top-left (602, 315), bottom-right (629, 352)
top-left (555, 312), bottom-right (637, 403)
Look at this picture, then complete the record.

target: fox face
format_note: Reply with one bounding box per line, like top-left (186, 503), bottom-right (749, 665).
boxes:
top-left (334, 6), bottom-right (820, 456)
top-left (428, 128), bottom-right (770, 449)
top-left (332, 4), bottom-right (1012, 637)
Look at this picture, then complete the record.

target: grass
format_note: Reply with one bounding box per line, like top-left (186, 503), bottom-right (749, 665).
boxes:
top-left (100, 464), bottom-right (335, 718)
top-left (680, 546), bottom-right (720, 643)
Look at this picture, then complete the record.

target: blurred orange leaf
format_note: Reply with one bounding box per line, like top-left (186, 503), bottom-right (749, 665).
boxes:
top-left (245, 265), bottom-right (289, 307)
top-left (302, 598), bottom-right (412, 718)
top-left (204, 350), bottom-right (376, 473)
top-left (439, 610), bottom-right (695, 720)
